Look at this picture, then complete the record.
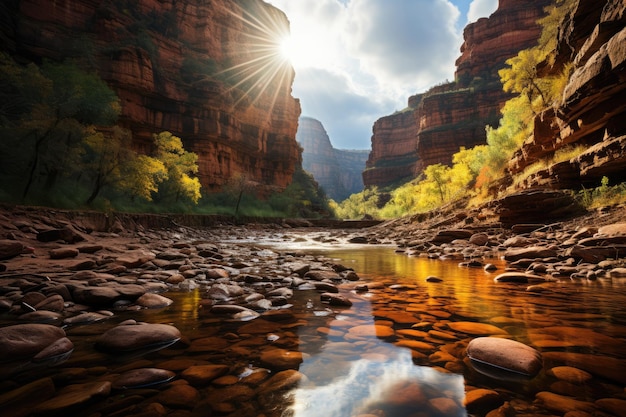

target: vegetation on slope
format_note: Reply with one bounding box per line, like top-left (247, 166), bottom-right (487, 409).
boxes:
top-left (0, 53), bottom-right (330, 218)
top-left (333, 0), bottom-right (625, 220)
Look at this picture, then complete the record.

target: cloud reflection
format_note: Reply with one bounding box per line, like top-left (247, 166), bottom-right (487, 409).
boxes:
top-left (290, 324), bottom-right (466, 416)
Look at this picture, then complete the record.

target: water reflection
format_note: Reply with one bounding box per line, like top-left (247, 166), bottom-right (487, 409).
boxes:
top-left (289, 278), bottom-right (467, 417)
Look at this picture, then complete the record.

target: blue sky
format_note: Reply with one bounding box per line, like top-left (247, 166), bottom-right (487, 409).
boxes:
top-left (267, 0), bottom-right (498, 149)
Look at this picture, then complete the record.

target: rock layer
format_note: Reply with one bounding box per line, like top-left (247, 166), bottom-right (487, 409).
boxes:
top-left (510, 0), bottom-right (626, 189)
top-left (298, 117), bottom-right (368, 201)
top-left (1, 0), bottom-right (301, 193)
top-left (363, 0), bottom-right (551, 188)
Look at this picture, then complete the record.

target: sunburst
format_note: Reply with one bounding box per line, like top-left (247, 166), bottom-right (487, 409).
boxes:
top-left (219, 2), bottom-right (295, 108)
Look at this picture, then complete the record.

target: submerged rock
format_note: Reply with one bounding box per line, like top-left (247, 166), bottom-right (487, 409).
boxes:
top-left (467, 337), bottom-right (542, 377)
top-left (95, 323), bottom-right (181, 353)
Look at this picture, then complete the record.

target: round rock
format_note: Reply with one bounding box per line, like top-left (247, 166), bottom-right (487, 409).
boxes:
top-left (467, 337), bottom-right (542, 377)
top-left (0, 323), bottom-right (66, 360)
top-left (95, 323), bottom-right (181, 353)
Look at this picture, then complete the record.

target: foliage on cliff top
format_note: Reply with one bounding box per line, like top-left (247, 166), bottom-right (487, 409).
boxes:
top-left (333, 0), bottom-right (586, 220)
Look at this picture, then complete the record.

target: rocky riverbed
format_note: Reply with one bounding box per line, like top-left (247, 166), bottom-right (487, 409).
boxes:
top-left (1, 201), bottom-right (626, 417)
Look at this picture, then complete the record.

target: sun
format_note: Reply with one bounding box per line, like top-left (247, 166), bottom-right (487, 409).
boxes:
top-left (277, 29), bottom-right (331, 70)
top-left (278, 35), bottom-right (297, 66)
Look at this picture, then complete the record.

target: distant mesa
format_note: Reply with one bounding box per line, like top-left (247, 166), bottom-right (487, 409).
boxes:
top-left (297, 117), bottom-right (369, 201)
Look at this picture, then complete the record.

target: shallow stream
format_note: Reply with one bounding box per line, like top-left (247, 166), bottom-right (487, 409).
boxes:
top-left (3, 241), bottom-right (626, 417)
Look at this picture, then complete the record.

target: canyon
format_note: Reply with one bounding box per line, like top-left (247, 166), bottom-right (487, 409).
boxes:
top-left (363, 0), bottom-right (553, 188)
top-left (297, 117), bottom-right (369, 201)
top-left (0, 0), bottom-right (301, 194)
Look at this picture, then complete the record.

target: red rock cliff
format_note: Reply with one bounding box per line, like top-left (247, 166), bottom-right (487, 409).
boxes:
top-left (2, 0), bottom-right (301, 193)
top-left (363, 0), bottom-right (551, 188)
top-left (509, 0), bottom-right (626, 189)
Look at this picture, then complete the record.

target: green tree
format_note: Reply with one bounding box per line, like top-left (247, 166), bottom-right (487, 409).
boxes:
top-left (153, 131), bottom-right (201, 204)
top-left (0, 55), bottom-right (120, 200)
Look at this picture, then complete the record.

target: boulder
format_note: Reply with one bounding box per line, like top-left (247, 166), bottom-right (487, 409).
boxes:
top-left (467, 337), bottom-right (542, 377)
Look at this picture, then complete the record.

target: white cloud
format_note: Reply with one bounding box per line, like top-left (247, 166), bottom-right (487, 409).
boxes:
top-left (345, 0), bottom-right (461, 96)
top-left (466, 0), bottom-right (498, 23)
top-left (267, 0), bottom-right (472, 149)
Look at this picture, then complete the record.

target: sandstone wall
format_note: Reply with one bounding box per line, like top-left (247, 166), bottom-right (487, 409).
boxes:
top-left (2, 0), bottom-right (301, 193)
top-left (510, 0), bottom-right (626, 189)
top-left (363, 0), bottom-right (551, 188)
top-left (298, 117), bottom-right (368, 201)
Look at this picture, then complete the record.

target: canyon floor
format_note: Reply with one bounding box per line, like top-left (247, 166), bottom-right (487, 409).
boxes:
top-left (0, 198), bottom-right (625, 416)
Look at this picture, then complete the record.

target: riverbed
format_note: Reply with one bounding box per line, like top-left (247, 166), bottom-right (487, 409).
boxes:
top-left (1, 227), bottom-right (626, 417)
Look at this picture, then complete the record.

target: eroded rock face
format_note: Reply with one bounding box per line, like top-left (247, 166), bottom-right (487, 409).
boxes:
top-left (2, 0), bottom-right (301, 193)
top-left (298, 117), bottom-right (368, 201)
top-left (363, 0), bottom-right (551, 188)
top-left (510, 0), bottom-right (626, 188)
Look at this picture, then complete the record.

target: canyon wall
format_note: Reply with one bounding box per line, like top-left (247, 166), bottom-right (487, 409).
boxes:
top-left (297, 117), bottom-right (369, 201)
top-left (510, 0), bottom-right (626, 189)
top-left (1, 0), bottom-right (301, 193)
top-left (363, 0), bottom-right (552, 188)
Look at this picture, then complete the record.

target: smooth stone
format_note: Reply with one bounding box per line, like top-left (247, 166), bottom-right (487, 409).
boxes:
top-left (494, 272), bottom-right (546, 283)
top-left (49, 248), bottom-right (79, 259)
top-left (464, 388), bottom-right (502, 411)
top-left (18, 310), bottom-right (62, 323)
top-left (395, 340), bottom-right (435, 351)
top-left (257, 369), bottom-right (305, 395)
top-left (32, 336), bottom-right (74, 364)
top-left (595, 398), bottom-right (626, 417)
top-left (348, 324), bottom-right (395, 338)
top-left (547, 366), bottom-right (592, 384)
top-left (135, 293), bottom-right (173, 308)
top-left (304, 270), bottom-right (341, 281)
top-left (448, 322), bottom-right (508, 336)
top-left (180, 364), bottom-right (229, 385)
top-left (467, 337), bottom-right (542, 377)
top-left (535, 392), bottom-right (596, 414)
top-left (0, 323), bottom-right (66, 359)
top-left (96, 323), bottom-right (181, 352)
top-left (504, 246), bottom-right (558, 261)
top-left (426, 276), bottom-right (443, 283)
top-left (260, 348), bottom-right (305, 370)
top-left (157, 383), bottom-right (199, 408)
top-left (320, 292), bottom-right (352, 306)
top-left (63, 312), bottom-right (110, 326)
top-left (541, 352), bottom-right (626, 385)
top-left (112, 368), bottom-right (176, 389)
top-left (34, 294), bottom-right (65, 312)
top-left (33, 381), bottom-right (111, 414)
top-left (115, 250), bottom-right (156, 268)
top-left (0, 240), bottom-right (26, 260)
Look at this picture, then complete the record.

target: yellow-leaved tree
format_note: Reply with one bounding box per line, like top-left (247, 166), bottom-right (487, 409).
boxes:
top-left (153, 131), bottom-right (201, 204)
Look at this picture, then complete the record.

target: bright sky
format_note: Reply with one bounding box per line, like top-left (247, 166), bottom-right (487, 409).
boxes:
top-left (267, 0), bottom-right (498, 149)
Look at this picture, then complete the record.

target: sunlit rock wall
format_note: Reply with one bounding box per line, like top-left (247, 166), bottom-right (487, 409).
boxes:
top-left (2, 0), bottom-right (301, 192)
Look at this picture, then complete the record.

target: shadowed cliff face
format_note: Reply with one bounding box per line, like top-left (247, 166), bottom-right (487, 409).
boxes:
top-left (363, 0), bottom-right (551, 189)
top-left (297, 117), bottom-right (369, 201)
top-left (510, 0), bottom-right (626, 189)
top-left (1, 0), bottom-right (301, 193)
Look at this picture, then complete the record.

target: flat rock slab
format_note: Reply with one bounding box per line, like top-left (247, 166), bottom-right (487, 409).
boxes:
top-left (96, 323), bottom-right (181, 353)
top-left (467, 337), bottom-right (542, 377)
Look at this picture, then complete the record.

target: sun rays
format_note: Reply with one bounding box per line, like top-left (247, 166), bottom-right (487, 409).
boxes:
top-left (218, 2), bottom-right (295, 109)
